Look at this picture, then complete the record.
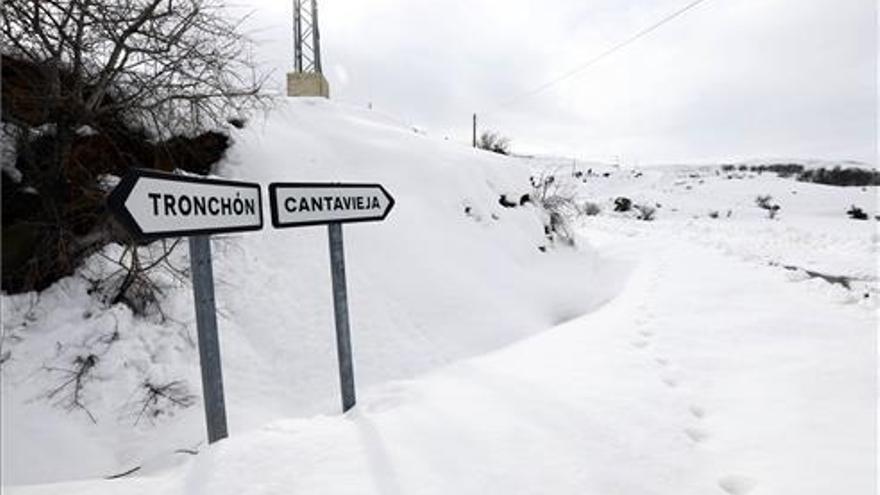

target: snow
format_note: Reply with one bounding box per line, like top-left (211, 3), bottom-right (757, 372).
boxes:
top-left (1, 98), bottom-right (617, 486)
top-left (2, 99), bottom-right (877, 493)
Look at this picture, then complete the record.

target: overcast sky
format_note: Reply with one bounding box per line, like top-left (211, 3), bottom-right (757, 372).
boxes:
top-left (242, 0), bottom-right (876, 165)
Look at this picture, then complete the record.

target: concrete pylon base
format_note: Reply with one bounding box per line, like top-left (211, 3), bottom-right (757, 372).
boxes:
top-left (286, 72), bottom-right (330, 98)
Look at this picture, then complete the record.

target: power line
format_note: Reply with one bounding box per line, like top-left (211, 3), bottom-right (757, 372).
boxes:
top-left (484, 0), bottom-right (711, 114)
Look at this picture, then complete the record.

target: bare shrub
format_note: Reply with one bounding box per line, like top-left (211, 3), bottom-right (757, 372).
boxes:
top-left (846, 205), bottom-right (868, 220)
top-left (582, 202), bottom-right (601, 216)
top-left (89, 239), bottom-right (188, 318)
top-left (634, 204), bottom-right (656, 221)
top-left (477, 131), bottom-right (511, 155)
top-left (130, 380), bottom-right (197, 426)
top-left (755, 195), bottom-right (781, 219)
top-left (44, 354), bottom-right (100, 423)
top-left (531, 169), bottom-right (579, 246)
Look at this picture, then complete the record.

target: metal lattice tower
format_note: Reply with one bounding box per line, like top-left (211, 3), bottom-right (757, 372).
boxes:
top-left (293, 0), bottom-right (322, 74)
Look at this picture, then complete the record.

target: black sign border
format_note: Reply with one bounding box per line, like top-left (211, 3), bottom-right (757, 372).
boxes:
top-left (268, 182), bottom-right (395, 228)
top-left (107, 168), bottom-right (264, 240)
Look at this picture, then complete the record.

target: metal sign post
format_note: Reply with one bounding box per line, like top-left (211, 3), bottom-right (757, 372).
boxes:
top-left (108, 169), bottom-right (264, 443)
top-left (327, 222), bottom-right (355, 411)
top-left (189, 235), bottom-right (228, 443)
top-left (269, 182), bottom-right (394, 412)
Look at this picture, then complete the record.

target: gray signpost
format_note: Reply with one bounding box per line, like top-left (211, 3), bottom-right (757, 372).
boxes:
top-left (269, 182), bottom-right (395, 412)
top-left (108, 169), bottom-right (263, 443)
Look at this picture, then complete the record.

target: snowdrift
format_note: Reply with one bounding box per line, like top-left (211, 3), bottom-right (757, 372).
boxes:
top-left (1, 99), bottom-right (621, 485)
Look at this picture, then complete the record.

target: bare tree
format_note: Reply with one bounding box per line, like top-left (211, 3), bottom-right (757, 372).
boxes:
top-left (2, 0), bottom-right (269, 137)
top-left (1, 0), bottom-right (270, 293)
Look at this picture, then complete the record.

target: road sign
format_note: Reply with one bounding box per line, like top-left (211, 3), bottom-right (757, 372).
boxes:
top-left (106, 168), bottom-right (265, 445)
top-left (108, 168), bottom-right (263, 239)
top-left (268, 183), bottom-right (394, 228)
top-left (268, 181), bottom-right (394, 413)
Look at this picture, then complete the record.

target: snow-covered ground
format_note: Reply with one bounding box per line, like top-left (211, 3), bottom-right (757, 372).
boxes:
top-left (2, 99), bottom-right (877, 494)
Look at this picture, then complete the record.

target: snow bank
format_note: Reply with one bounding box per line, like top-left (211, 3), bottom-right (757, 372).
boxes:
top-left (1, 99), bottom-right (621, 485)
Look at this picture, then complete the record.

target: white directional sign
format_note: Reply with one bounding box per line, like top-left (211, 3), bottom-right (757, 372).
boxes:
top-left (268, 183), bottom-right (395, 228)
top-left (108, 169), bottom-right (263, 239)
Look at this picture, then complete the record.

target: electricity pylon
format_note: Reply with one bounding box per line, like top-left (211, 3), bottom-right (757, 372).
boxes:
top-left (288, 0), bottom-right (329, 97)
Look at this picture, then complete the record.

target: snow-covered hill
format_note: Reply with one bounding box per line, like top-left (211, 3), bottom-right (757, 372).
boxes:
top-left (1, 99), bottom-right (619, 485)
top-left (2, 99), bottom-right (877, 494)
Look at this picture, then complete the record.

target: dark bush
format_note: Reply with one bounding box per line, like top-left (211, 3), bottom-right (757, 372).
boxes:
top-left (613, 197), bottom-right (632, 212)
top-left (0, 0), bottom-right (268, 294)
top-left (847, 206), bottom-right (868, 220)
top-left (498, 195), bottom-right (518, 208)
top-left (755, 195), bottom-right (781, 219)
top-left (477, 131), bottom-right (511, 155)
top-left (798, 166), bottom-right (880, 186)
top-left (748, 163), bottom-right (805, 177)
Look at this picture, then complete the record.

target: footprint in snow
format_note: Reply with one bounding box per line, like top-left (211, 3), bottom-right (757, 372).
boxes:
top-left (717, 475), bottom-right (758, 495)
top-left (683, 426), bottom-right (709, 443)
top-left (638, 329), bottom-right (654, 337)
top-left (689, 404), bottom-right (706, 418)
top-left (655, 357), bottom-right (669, 367)
top-left (630, 340), bottom-right (649, 349)
top-left (661, 375), bottom-right (679, 388)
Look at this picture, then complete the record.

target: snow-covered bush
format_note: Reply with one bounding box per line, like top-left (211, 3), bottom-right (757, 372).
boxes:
top-left (581, 202), bottom-right (601, 216)
top-left (531, 170), bottom-right (579, 246)
top-left (634, 204), bottom-right (657, 221)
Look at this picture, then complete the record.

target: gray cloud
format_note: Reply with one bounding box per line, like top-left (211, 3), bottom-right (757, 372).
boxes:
top-left (244, 0), bottom-right (876, 164)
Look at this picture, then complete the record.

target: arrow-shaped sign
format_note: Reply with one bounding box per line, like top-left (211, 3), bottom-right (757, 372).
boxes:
top-left (108, 169), bottom-right (263, 239)
top-left (268, 182), bottom-right (395, 228)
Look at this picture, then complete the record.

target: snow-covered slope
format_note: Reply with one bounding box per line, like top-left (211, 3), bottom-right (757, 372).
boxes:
top-left (1, 99), bottom-right (619, 485)
top-left (3, 102), bottom-right (876, 493)
top-left (560, 163), bottom-right (878, 291)
top-left (6, 156), bottom-right (877, 495)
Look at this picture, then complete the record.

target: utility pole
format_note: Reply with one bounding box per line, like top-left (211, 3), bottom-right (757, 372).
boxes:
top-left (472, 113), bottom-right (477, 148)
top-left (288, 0), bottom-right (329, 97)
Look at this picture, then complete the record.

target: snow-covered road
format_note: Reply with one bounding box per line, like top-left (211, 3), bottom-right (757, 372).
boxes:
top-left (11, 219), bottom-right (874, 495)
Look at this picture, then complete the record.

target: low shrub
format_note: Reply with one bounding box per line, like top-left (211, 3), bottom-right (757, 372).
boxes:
top-left (847, 205), bottom-right (868, 220)
top-left (613, 197), bottom-right (632, 212)
top-left (634, 204), bottom-right (656, 221)
top-left (582, 202), bottom-right (601, 216)
top-left (755, 195), bottom-right (781, 219)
